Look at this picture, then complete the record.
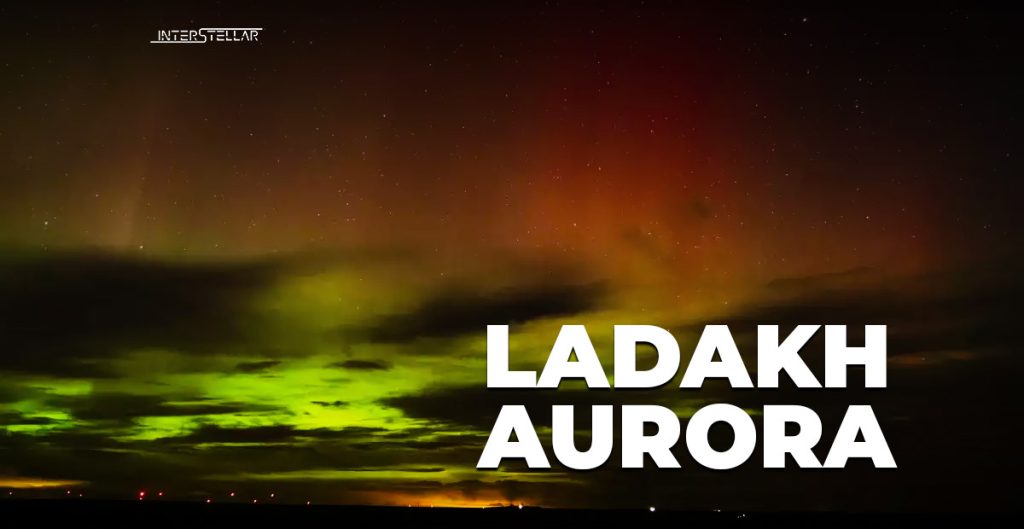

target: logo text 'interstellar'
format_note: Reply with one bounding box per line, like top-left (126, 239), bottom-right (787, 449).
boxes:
top-left (151, 28), bottom-right (262, 44)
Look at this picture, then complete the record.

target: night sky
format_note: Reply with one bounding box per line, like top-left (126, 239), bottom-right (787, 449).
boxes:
top-left (0, 2), bottom-right (1020, 511)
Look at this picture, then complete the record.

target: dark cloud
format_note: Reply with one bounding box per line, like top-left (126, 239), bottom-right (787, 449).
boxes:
top-left (310, 400), bottom-right (348, 408)
top-left (350, 432), bottom-right (491, 452)
top-left (162, 424), bottom-right (392, 445)
top-left (329, 359), bottom-right (392, 371)
top-left (233, 360), bottom-right (283, 373)
top-left (48, 393), bottom-right (278, 423)
top-left (0, 249), bottom-right (282, 377)
top-left (358, 282), bottom-right (606, 343)
top-left (678, 262), bottom-right (1022, 365)
top-left (0, 382), bottom-right (31, 404)
top-left (0, 412), bottom-right (57, 426)
top-left (763, 266), bottom-right (875, 292)
top-left (172, 425), bottom-right (307, 444)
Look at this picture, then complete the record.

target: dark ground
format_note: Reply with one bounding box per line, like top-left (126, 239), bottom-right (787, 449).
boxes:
top-left (0, 500), bottom-right (1016, 528)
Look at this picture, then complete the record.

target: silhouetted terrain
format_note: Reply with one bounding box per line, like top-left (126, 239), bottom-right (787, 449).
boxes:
top-left (0, 500), bottom-right (1015, 528)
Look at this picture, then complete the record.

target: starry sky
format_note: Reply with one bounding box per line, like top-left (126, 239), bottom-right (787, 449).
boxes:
top-left (0, 1), bottom-right (1020, 511)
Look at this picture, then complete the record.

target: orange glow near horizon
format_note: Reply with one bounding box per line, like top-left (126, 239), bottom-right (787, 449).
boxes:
top-left (355, 490), bottom-right (539, 509)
